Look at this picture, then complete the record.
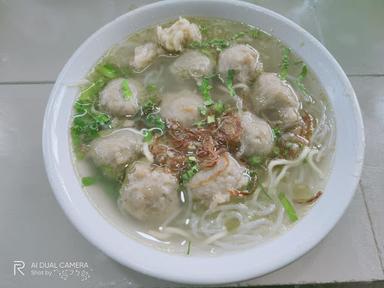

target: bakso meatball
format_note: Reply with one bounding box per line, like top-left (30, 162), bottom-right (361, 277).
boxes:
top-left (119, 161), bottom-right (180, 223)
top-left (251, 73), bottom-right (301, 129)
top-left (131, 42), bottom-right (163, 70)
top-left (89, 129), bottom-right (143, 177)
top-left (160, 90), bottom-right (203, 127)
top-left (218, 44), bottom-right (263, 84)
top-left (156, 17), bottom-right (202, 52)
top-left (239, 112), bottom-right (274, 156)
top-left (187, 153), bottom-right (248, 208)
top-left (99, 78), bottom-right (142, 117)
top-left (170, 50), bottom-right (214, 80)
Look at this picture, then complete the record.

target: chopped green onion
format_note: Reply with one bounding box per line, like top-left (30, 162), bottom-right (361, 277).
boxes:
top-left (272, 127), bottom-right (281, 139)
top-left (198, 77), bottom-right (214, 106)
top-left (190, 38), bottom-right (230, 51)
top-left (188, 156), bottom-right (197, 162)
top-left (279, 47), bottom-right (290, 80)
top-left (142, 129), bottom-right (153, 143)
top-left (248, 155), bottom-right (262, 168)
top-left (231, 31), bottom-right (246, 40)
top-left (121, 79), bottom-right (133, 100)
top-left (278, 192), bottom-right (298, 222)
top-left (180, 156), bottom-right (199, 184)
top-left (96, 64), bottom-right (120, 79)
top-left (295, 64), bottom-right (309, 96)
top-left (198, 105), bottom-right (208, 116)
top-left (199, 24), bottom-right (208, 35)
top-left (143, 114), bottom-right (165, 132)
top-left (194, 120), bottom-right (206, 128)
top-left (249, 28), bottom-right (260, 39)
top-left (81, 176), bottom-right (96, 186)
top-left (187, 240), bottom-right (191, 255)
top-left (272, 146), bottom-right (281, 157)
top-left (226, 69), bottom-right (236, 97)
top-left (207, 115), bottom-right (215, 124)
top-left (259, 183), bottom-right (272, 200)
top-left (146, 83), bottom-right (157, 94)
top-left (213, 101), bottom-right (225, 115)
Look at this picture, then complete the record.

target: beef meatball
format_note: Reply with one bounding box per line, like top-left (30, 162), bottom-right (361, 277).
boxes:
top-left (99, 78), bottom-right (142, 117)
top-left (170, 50), bottom-right (214, 80)
top-left (239, 111), bottom-right (274, 156)
top-left (156, 17), bottom-right (202, 52)
top-left (187, 153), bottom-right (249, 208)
top-left (160, 90), bottom-right (203, 127)
top-left (251, 72), bottom-right (301, 129)
top-left (218, 44), bottom-right (263, 84)
top-left (89, 129), bottom-right (143, 177)
top-left (131, 42), bottom-right (163, 70)
top-left (119, 160), bottom-right (180, 223)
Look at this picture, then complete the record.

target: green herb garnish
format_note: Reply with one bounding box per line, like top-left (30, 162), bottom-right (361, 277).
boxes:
top-left (213, 101), bottom-right (225, 115)
top-left (295, 64), bottom-right (309, 96)
top-left (231, 31), bottom-right (246, 40)
top-left (226, 69), bottom-right (236, 97)
top-left (279, 47), bottom-right (290, 80)
top-left (71, 79), bottom-right (111, 157)
top-left (207, 115), bottom-right (215, 124)
top-left (142, 129), bottom-right (153, 143)
top-left (146, 83), bottom-right (157, 95)
top-left (198, 105), bottom-right (208, 116)
top-left (81, 176), bottom-right (96, 186)
top-left (249, 28), bottom-right (260, 39)
top-left (198, 77), bottom-right (214, 106)
top-left (187, 240), bottom-right (191, 255)
top-left (190, 38), bottom-right (230, 52)
top-left (144, 114), bottom-right (165, 131)
top-left (272, 127), bottom-right (281, 139)
top-left (248, 155), bottom-right (262, 168)
top-left (180, 156), bottom-right (199, 184)
top-left (259, 183), bottom-right (272, 200)
top-left (96, 64), bottom-right (120, 79)
top-left (121, 79), bottom-right (133, 100)
top-left (278, 192), bottom-right (298, 222)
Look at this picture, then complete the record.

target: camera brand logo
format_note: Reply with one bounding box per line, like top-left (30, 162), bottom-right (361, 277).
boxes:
top-left (13, 260), bottom-right (25, 276)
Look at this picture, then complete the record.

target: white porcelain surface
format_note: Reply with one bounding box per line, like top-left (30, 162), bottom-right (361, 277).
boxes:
top-left (41, 0), bottom-right (364, 284)
top-left (1, 0), bottom-right (383, 287)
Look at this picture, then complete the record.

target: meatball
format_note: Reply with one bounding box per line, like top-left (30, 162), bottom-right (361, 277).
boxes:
top-left (160, 90), bottom-right (203, 127)
top-left (99, 78), bottom-right (142, 117)
top-left (218, 44), bottom-right (263, 84)
top-left (251, 72), bottom-right (301, 128)
top-left (170, 50), bottom-right (214, 80)
top-left (239, 112), bottom-right (274, 156)
top-left (187, 153), bottom-right (249, 208)
top-left (89, 129), bottom-right (143, 177)
top-left (131, 42), bottom-right (163, 70)
top-left (119, 161), bottom-right (180, 223)
top-left (156, 17), bottom-right (202, 52)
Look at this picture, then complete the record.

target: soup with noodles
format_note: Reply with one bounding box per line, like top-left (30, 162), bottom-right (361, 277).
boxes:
top-left (71, 17), bottom-right (335, 255)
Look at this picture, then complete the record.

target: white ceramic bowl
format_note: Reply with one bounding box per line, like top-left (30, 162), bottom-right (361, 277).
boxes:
top-left (43, 0), bottom-right (365, 284)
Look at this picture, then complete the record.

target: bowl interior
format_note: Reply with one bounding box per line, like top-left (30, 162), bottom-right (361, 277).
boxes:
top-left (43, 0), bottom-right (364, 284)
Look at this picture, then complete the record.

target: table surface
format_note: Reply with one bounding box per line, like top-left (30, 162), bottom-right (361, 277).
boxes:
top-left (0, 0), bottom-right (383, 287)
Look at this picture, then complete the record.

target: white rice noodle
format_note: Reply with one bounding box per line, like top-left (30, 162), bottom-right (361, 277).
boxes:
top-left (268, 146), bottom-right (311, 192)
top-left (306, 148), bottom-right (324, 178)
top-left (160, 207), bottom-right (183, 228)
top-left (203, 230), bottom-right (228, 245)
top-left (142, 143), bottom-right (154, 163)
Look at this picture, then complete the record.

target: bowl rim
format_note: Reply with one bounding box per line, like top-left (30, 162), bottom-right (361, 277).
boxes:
top-left (43, 0), bottom-right (365, 284)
